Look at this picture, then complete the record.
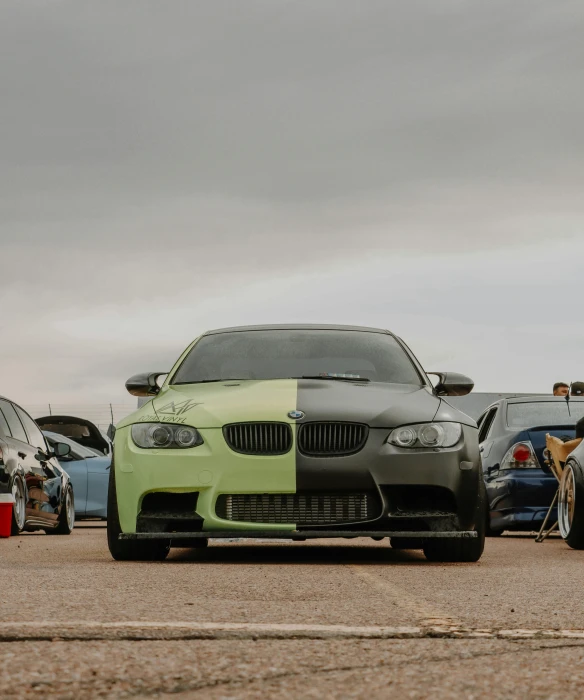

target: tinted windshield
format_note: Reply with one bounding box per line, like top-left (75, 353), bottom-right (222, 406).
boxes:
top-left (507, 401), bottom-right (584, 429)
top-left (43, 431), bottom-right (97, 459)
top-left (41, 422), bottom-right (91, 438)
top-left (171, 330), bottom-right (422, 385)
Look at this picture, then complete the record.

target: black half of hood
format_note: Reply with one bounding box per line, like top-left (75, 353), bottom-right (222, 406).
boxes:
top-left (295, 380), bottom-right (446, 428)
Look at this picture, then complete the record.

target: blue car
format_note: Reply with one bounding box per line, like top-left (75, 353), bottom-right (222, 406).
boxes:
top-left (43, 430), bottom-right (110, 519)
top-left (479, 396), bottom-right (584, 535)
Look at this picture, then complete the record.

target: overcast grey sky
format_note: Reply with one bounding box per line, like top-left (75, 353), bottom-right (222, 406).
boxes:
top-left (1, 0), bottom-right (584, 408)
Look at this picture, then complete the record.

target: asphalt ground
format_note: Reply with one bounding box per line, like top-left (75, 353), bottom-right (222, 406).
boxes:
top-left (1, 524), bottom-right (584, 698)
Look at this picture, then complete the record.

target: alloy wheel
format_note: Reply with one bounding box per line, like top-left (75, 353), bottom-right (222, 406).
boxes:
top-left (11, 479), bottom-right (26, 531)
top-left (559, 464), bottom-right (576, 539)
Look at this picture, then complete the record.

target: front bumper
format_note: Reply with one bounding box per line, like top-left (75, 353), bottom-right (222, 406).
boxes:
top-left (120, 529), bottom-right (478, 541)
top-left (114, 424), bottom-right (481, 536)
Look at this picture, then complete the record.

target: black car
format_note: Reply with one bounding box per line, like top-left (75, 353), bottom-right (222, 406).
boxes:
top-left (0, 395), bottom-right (75, 535)
top-left (478, 395), bottom-right (584, 535)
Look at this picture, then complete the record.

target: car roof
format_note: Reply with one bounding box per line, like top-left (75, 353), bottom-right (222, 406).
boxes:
top-left (482, 395), bottom-right (584, 413)
top-left (204, 324), bottom-right (392, 335)
top-left (506, 395), bottom-right (584, 403)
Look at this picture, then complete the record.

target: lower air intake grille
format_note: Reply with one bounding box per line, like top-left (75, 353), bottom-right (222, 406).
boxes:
top-left (216, 493), bottom-right (375, 525)
top-left (223, 422), bottom-right (292, 455)
top-left (298, 422), bottom-right (368, 457)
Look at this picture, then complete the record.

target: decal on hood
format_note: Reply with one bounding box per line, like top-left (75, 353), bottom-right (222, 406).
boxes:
top-left (136, 399), bottom-right (204, 426)
top-left (157, 399), bottom-right (202, 416)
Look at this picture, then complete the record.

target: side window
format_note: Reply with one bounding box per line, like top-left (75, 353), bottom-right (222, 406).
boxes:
top-left (0, 406), bottom-right (11, 438)
top-left (14, 406), bottom-right (47, 451)
top-left (476, 412), bottom-right (488, 431)
top-left (0, 400), bottom-right (28, 444)
top-left (478, 408), bottom-right (497, 443)
top-left (484, 408), bottom-right (498, 440)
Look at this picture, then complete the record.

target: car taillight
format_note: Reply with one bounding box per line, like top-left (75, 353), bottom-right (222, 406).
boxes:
top-left (500, 441), bottom-right (539, 470)
top-left (513, 444), bottom-right (532, 462)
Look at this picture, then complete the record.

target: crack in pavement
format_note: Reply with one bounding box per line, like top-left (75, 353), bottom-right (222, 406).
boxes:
top-left (3, 621), bottom-right (584, 642)
top-left (346, 564), bottom-right (461, 627)
top-left (149, 639), bottom-right (584, 698)
top-left (7, 638), bottom-right (582, 699)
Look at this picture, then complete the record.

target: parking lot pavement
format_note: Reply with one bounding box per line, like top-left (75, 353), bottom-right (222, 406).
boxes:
top-left (2, 525), bottom-right (584, 698)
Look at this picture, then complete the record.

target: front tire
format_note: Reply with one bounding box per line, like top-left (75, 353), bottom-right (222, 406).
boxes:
top-left (558, 461), bottom-right (584, 549)
top-left (423, 480), bottom-right (486, 563)
top-left (45, 485), bottom-right (75, 535)
top-left (107, 460), bottom-right (170, 561)
top-left (11, 477), bottom-right (26, 535)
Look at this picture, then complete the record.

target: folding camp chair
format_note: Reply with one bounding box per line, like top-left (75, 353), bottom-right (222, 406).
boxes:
top-left (535, 435), bottom-right (581, 542)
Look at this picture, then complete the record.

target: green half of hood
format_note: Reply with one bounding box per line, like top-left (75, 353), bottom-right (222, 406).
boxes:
top-left (117, 379), bottom-right (299, 429)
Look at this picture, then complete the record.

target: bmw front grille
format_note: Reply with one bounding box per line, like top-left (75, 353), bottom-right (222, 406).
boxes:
top-left (223, 422), bottom-right (293, 455)
top-left (298, 422), bottom-right (368, 457)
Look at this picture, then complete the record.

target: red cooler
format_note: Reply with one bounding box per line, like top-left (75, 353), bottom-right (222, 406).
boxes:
top-left (0, 494), bottom-right (15, 538)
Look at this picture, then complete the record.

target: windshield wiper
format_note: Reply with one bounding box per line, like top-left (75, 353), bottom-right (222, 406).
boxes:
top-left (300, 375), bottom-right (370, 383)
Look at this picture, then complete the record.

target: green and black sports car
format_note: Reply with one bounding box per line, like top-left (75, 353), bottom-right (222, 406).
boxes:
top-left (108, 324), bottom-right (485, 562)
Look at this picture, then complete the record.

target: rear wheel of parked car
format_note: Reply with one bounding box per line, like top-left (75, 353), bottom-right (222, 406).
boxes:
top-left (423, 480), bottom-right (486, 563)
top-left (11, 477), bottom-right (26, 535)
top-left (107, 461), bottom-right (170, 561)
top-left (45, 485), bottom-right (75, 535)
top-left (558, 461), bottom-right (584, 550)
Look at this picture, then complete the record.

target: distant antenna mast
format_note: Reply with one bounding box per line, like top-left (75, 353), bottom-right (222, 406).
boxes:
top-left (566, 383), bottom-right (572, 417)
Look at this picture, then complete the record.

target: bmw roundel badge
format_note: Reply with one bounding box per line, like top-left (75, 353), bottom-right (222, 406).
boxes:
top-left (288, 410), bottom-right (305, 420)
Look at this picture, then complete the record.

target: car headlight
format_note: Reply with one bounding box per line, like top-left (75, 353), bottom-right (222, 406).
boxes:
top-left (131, 423), bottom-right (203, 449)
top-left (387, 422), bottom-right (462, 449)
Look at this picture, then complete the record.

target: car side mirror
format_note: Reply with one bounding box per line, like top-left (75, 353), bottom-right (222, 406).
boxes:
top-left (125, 372), bottom-right (168, 397)
top-left (35, 442), bottom-right (70, 462)
top-left (53, 442), bottom-right (71, 457)
top-left (428, 372), bottom-right (474, 397)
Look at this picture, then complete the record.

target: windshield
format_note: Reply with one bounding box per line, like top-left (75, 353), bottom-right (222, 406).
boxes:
top-left (171, 330), bottom-right (423, 385)
top-left (43, 431), bottom-right (97, 459)
top-left (507, 401), bottom-right (584, 429)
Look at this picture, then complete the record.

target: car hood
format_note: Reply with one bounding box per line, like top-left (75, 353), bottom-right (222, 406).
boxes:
top-left (117, 379), bottom-right (476, 430)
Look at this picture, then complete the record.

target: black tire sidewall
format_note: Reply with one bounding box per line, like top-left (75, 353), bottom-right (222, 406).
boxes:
top-left (423, 477), bottom-right (486, 563)
top-left (47, 485), bottom-right (75, 535)
top-left (564, 461), bottom-right (584, 549)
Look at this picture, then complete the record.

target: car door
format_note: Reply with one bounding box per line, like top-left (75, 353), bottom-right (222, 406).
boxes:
top-left (0, 399), bottom-right (44, 527)
top-left (86, 455), bottom-right (110, 517)
top-left (13, 404), bottom-right (61, 528)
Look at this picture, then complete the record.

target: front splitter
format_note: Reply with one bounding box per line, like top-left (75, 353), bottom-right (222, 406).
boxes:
top-left (120, 530), bottom-right (477, 540)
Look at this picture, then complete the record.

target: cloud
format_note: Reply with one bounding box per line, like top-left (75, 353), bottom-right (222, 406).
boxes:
top-left (1, 0), bottom-right (583, 409)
